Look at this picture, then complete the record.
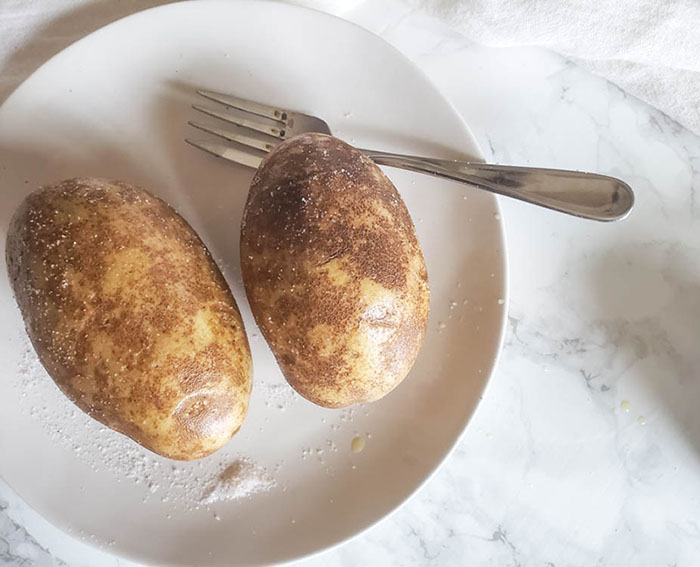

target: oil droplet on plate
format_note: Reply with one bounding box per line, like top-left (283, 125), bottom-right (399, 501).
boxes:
top-left (620, 400), bottom-right (631, 412)
top-left (637, 415), bottom-right (647, 425)
top-left (351, 436), bottom-right (366, 453)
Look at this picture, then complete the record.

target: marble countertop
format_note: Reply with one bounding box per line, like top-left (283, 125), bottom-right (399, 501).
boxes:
top-left (3, 1), bottom-right (700, 566)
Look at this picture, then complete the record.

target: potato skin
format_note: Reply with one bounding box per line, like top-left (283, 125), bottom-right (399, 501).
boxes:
top-left (241, 134), bottom-right (429, 408)
top-left (6, 178), bottom-right (252, 460)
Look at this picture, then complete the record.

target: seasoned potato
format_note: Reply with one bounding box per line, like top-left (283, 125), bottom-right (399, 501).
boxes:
top-left (6, 178), bottom-right (252, 460)
top-left (241, 133), bottom-right (429, 408)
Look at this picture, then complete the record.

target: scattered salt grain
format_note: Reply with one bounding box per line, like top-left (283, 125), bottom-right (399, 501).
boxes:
top-left (201, 459), bottom-right (276, 504)
top-left (256, 379), bottom-right (297, 412)
top-left (14, 336), bottom-right (277, 511)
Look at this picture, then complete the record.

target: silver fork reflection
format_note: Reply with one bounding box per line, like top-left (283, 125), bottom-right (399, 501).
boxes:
top-left (186, 89), bottom-right (634, 221)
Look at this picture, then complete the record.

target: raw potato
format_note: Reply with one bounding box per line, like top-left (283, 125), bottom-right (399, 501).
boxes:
top-left (6, 178), bottom-right (252, 460)
top-left (241, 133), bottom-right (429, 408)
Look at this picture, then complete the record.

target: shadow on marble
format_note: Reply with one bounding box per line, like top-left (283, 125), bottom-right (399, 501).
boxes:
top-left (593, 244), bottom-right (700, 456)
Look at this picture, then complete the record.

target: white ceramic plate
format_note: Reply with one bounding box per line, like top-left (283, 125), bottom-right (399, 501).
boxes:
top-left (0, 2), bottom-right (507, 565)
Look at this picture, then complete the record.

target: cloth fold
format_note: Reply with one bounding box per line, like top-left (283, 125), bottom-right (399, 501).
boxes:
top-left (410, 0), bottom-right (700, 136)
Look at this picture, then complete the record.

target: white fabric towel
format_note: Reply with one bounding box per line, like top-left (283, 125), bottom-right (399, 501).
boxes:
top-left (410, 0), bottom-right (700, 137)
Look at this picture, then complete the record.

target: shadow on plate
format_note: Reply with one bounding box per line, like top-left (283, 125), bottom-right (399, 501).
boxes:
top-left (0, 0), bottom-right (180, 104)
top-left (0, 80), bottom-right (257, 304)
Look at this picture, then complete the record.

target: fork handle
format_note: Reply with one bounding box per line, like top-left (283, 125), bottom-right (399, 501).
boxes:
top-left (361, 149), bottom-right (634, 221)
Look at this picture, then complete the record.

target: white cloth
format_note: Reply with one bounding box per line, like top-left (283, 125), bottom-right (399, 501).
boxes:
top-left (410, 0), bottom-right (700, 137)
top-left (2, 0), bottom-right (699, 136)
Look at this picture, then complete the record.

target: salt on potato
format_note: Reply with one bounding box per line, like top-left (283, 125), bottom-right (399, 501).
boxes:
top-left (241, 134), bottom-right (429, 408)
top-left (6, 177), bottom-right (252, 460)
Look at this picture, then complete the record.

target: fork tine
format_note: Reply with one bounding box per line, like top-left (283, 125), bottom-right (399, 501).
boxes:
top-left (185, 139), bottom-right (263, 169)
top-left (197, 89), bottom-right (288, 123)
top-left (188, 121), bottom-right (277, 153)
top-left (192, 104), bottom-right (286, 139)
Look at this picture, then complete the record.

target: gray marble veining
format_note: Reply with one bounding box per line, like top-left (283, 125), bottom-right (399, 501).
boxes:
top-left (0, 498), bottom-right (67, 567)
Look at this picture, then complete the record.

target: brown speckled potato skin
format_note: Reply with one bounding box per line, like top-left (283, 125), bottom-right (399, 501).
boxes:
top-left (241, 134), bottom-right (429, 408)
top-left (6, 178), bottom-right (252, 460)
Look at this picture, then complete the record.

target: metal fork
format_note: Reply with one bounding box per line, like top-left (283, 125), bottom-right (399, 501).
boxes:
top-left (186, 90), bottom-right (634, 221)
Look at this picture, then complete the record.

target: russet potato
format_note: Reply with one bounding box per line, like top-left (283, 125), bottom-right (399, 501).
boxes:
top-left (6, 178), bottom-right (252, 460)
top-left (241, 134), bottom-right (429, 408)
